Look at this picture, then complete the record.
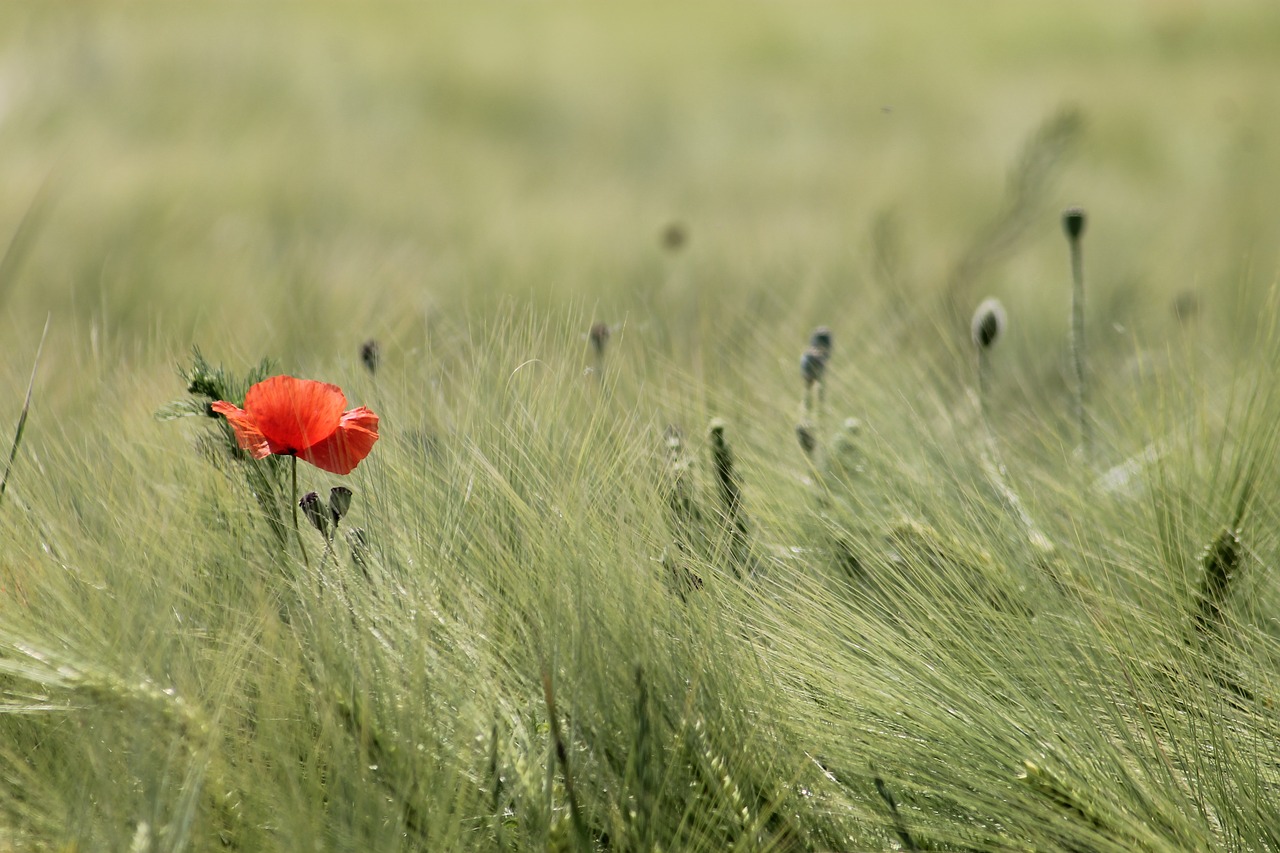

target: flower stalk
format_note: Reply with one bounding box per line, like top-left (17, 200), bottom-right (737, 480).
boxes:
top-left (1063, 206), bottom-right (1090, 457)
top-left (292, 455), bottom-right (310, 570)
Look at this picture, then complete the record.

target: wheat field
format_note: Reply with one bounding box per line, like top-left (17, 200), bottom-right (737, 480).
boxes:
top-left (1, 2), bottom-right (1280, 850)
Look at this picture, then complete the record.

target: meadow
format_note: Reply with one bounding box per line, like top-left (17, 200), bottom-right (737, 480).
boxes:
top-left (2, 1), bottom-right (1280, 850)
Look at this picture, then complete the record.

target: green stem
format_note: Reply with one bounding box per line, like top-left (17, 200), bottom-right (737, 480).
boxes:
top-left (977, 347), bottom-right (991, 429)
top-left (291, 454), bottom-right (310, 570)
top-left (1069, 236), bottom-right (1090, 457)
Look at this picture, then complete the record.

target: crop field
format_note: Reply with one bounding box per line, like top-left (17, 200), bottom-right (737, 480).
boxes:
top-left (2, 1), bottom-right (1280, 850)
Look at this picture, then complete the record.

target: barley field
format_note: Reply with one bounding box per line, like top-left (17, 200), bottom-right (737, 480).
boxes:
top-left (2, 2), bottom-right (1280, 850)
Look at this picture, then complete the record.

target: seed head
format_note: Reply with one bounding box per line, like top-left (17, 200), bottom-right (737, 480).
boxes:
top-left (971, 298), bottom-right (1007, 350)
top-left (800, 347), bottom-right (827, 387)
top-left (329, 486), bottom-right (353, 524)
top-left (808, 326), bottom-right (832, 358)
top-left (1062, 207), bottom-right (1086, 241)
top-left (299, 491), bottom-right (329, 534)
top-left (360, 339), bottom-right (381, 376)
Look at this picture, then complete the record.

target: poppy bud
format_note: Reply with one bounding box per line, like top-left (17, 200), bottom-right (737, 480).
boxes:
top-left (661, 221), bottom-right (687, 252)
top-left (1062, 206), bottom-right (1086, 240)
top-left (299, 491), bottom-right (329, 534)
top-left (808, 326), bottom-right (832, 358)
top-left (971, 298), bottom-right (1006, 350)
top-left (800, 347), bottom-right (827, 387)
top-left (329, 486), bottom-right (353, 524)
top-left (360, 339), bottom-right (380, 376)
top-left (588, 322), bottom-right (610, 357)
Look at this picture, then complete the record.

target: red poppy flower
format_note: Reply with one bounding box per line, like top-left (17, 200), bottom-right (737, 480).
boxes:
top-left (211, 376), bottom-right (379, 475)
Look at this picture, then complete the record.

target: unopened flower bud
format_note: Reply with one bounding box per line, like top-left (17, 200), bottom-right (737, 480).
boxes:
top-left (971, 298), bottom-right (1007, 350)
top-left (588, 322), bottom-right (610, 356)
top-left (1062, 206), bottom-right (1086, 240)
top-left (360, 339), bottom-right (380, 376)
top-left (329, 486), bottom-right (353, 524)
top-left (299, 491), bottom-right (329, 534)
top-left (808, 326), bottom-right (832, 358)
top-left (661, 221), bottom-right (687, 252)
top-left (800, 346), bottom-right (827, 387)
top-left (796, 422), bottom-right (816, 455)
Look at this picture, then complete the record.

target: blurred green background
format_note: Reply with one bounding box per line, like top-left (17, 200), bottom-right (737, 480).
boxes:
top-left (1, 0), bottom-right (1278, 415)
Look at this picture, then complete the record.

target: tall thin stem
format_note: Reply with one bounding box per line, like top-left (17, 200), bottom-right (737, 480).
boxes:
top-left (977, 346), bottom-right (992, 429)
top-left (1064, 207), bottom-right (1090, 457)
top-left (291, 454), bottom-right (310, 570)
top-left (1070, 239), bottom-right (1088, 451)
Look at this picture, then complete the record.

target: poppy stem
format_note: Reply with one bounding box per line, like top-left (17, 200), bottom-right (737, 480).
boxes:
top-left (291, 454), bottom-right (311, 571)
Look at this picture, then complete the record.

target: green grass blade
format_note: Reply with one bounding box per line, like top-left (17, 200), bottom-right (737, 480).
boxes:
top-left (0, 314), bottom-right (50, 508)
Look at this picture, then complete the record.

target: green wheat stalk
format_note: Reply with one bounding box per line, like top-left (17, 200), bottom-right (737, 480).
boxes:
top-left (541, 666), bottom-right (591, 851)
top-left (0, 314), bottom-right (50, 509)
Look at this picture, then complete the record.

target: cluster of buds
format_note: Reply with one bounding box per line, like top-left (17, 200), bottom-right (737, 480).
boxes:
top-left (299, 486), bottom-right (355, 537)
top-left (797, 326), bottom-right (833, 458)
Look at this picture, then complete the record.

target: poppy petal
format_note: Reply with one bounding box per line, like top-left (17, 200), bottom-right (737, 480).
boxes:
top-left (210, 401), bottom-right (271, 459)
top-left (244, 376), bottom-right (347, 456)
top-left (300, 407), bottom-right (379, 475)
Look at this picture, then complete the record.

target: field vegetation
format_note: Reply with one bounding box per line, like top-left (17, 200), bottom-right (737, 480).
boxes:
top-left (2, 2), bottom-right (1280, 850)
